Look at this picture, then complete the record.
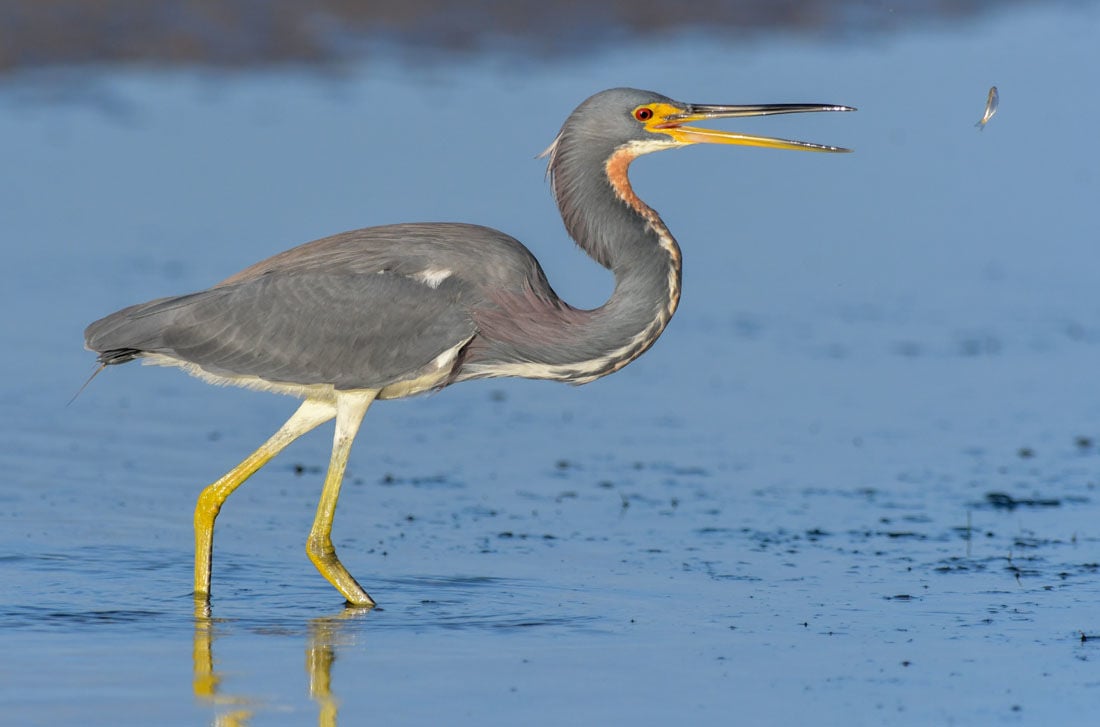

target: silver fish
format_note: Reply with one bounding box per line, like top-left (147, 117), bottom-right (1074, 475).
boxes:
top-left (976, 86), bottom-right (998, 130)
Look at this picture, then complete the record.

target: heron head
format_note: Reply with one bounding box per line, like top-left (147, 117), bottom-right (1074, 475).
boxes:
top-left (547, 88), bottom-right (854, 160)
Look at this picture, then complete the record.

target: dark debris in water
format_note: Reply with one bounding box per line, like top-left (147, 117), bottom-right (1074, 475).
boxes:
top-left (629, 461), bottom-right (709, 476)
top-left (845, 528), bottom-right (935, 543)
top-left (981, 492), bottom-right (1064, 510)
top-left (1005, 562), bottom-right (1043, 579)
top-left (1012, 536), bottom-right (1055, 549)
top-left (956, 333), bottom-right (1002, 358)
top-left (696, 526), bottom-right (739, 536)
top-left (378, 472), bottom-right (459, 489)
top-left (290, 462), bottom-right (322, 476)
top-left (1053, 563), bottom-right (1100, 581)
top-left (934, 557), bottom-right (988, 573)
top-left (497, 531), bottom-right (558, 541)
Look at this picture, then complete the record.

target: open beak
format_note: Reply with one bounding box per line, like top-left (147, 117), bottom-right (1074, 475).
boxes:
top-left (654, 103), bottom-right (856, 152)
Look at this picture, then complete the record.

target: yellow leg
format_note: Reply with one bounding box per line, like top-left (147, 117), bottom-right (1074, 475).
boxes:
top-left (306, 390), bottom-right (378, 607)
top-left (194, 399), bottom-right (336, 601)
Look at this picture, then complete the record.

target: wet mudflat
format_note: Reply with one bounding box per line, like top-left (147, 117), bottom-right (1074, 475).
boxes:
top-left (3, 3), bottom-right (1100, 725)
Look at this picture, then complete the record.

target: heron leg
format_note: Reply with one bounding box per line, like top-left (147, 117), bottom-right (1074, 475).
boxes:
top-left (194, 398), bottom-right (336, 601)
top-left (306, 389), bottom-right (378, 607)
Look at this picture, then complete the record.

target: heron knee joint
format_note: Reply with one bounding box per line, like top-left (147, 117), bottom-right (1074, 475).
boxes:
top-left (195, 488), bottom-right (226, 517)
top-left (306, 536), bottom-right (336, 561)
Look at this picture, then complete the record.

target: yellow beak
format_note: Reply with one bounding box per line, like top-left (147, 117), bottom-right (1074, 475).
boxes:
top-left (653, 102), bottom-right (855, 152)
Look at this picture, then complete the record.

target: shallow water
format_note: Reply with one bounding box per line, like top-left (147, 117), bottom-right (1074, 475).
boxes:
top-left (3, 4), bottom-right (1100, 725)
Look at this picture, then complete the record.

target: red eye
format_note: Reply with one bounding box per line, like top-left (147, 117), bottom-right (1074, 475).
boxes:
top-left (634, 107), bottom-right (653, 121)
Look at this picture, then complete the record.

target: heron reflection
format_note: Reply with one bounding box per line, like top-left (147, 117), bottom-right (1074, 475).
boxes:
top-left (193, 604), bottom-right (368, 725)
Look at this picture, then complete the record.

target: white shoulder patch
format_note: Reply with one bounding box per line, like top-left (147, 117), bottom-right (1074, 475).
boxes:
top-left (411, 268), bottom-right (454, 289)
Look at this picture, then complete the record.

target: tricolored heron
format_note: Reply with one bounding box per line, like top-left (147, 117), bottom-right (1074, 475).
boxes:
top-left (85, 88), bottom-right (853, 607)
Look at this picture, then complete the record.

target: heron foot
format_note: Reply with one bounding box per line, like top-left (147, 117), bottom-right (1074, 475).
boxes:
top-left (306, 537), bottom-right (376, 608)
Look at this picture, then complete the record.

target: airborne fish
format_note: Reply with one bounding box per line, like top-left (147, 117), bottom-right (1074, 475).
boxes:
top-left (976, 86), bottom-right (998, 130)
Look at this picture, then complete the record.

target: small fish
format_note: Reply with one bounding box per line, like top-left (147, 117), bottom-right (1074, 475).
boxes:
top-left (975, 86), bottom-right (998, 130)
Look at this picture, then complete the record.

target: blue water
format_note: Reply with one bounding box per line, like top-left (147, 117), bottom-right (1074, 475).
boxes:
top-left (2, 4), bottom-right (1100, 725)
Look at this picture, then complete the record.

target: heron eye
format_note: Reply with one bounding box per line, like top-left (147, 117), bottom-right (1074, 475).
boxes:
top-left (634, 107), bottom-right (654, 122)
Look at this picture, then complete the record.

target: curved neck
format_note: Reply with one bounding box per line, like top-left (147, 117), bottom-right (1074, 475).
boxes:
top-left (552, 142), bottom-right (683, 380)
top-left (463, 139), bottom-right (682, 385)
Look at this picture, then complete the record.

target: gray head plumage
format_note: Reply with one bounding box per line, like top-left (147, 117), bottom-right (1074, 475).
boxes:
top-left (540, 88), bottom-right (681, 270)
top-left (540, 88), bottom-right (678, 175)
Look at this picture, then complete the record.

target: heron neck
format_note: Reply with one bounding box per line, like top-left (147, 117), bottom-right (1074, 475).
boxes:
top-left (456, 141), bottom-right (682, 385)
top-left (559, 146), bottom-right (683, 381)
top-left (483, 144), bottom-right (682, 383)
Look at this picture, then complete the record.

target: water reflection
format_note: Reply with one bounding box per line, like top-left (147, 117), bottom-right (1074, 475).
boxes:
top-left (305, 610), bottom-right (370, 727)
top-left (192, 603), bottom-right (254, 726)
top-left (193, 601), bottom-right (369, 726)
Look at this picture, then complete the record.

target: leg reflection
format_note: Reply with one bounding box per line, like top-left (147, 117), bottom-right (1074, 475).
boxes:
top-left (193, 601), bottom-right (370, 727)
top-left (307, 608), bottom-right (370, 727)
top-left (193, 600), bottom-right (253, 726)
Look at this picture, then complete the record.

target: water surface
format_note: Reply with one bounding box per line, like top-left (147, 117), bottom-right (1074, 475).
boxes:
top-left (2, 4), bottom-right (1100, 725)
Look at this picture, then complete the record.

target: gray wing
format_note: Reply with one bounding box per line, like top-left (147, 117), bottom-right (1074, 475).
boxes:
top-left (86, 222), bottom-right (565, 389)
top-left (86, 270), bottom-right (476, 390)
top-left (217, 223), bottom-right (554, 294)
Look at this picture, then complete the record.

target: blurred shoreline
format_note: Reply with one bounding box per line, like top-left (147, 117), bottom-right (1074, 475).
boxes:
top-left (0, 0), bottom-right (1074, 73)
